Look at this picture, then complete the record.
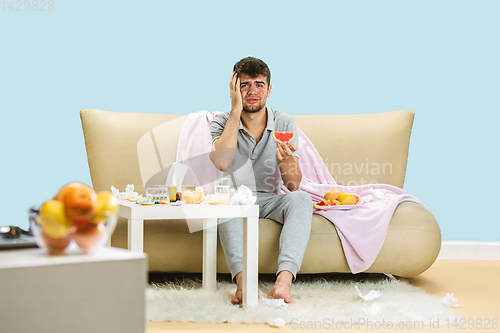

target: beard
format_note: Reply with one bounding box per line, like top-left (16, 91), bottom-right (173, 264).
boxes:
top-left (243, 106), bottom-right (260, 113)
top-left (243, 100), bottom-right (266, 113)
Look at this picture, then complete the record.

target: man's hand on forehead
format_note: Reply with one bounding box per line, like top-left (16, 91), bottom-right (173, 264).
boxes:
top-left (229, 72), bottom-right (243, 113)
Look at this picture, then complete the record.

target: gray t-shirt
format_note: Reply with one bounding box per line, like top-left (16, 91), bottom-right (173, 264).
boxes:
top-left (210, 107), bottom-right (299, 194)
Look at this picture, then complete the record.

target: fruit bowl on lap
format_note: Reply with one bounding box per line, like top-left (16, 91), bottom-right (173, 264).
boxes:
top-left (313, 189), bottom-right (362, 209)
top-left (28, 182), bottom-right (119, 255)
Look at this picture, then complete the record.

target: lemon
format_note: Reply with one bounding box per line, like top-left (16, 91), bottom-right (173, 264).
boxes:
top-left (92, 191), bottom-right (119, 224)
top-left (337, 193), bottom-right (354, 202)
top-left (340, 197), bottom-right (356, 205)
top-left (39, 200), bottom-right (72, 238)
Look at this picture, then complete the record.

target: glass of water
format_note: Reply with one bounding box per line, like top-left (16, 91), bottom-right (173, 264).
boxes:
top-left (214, 176), bottom-right (231, 199)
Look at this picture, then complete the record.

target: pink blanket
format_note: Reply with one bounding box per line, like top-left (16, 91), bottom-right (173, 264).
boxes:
top-left (176, 111), bottom-right (221, 195)
top-left (176, 111), bottom-right (427, 274)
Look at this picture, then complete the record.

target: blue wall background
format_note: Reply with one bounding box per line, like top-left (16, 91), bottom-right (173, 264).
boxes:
top-left (1, 0), bottom-right (498, 241)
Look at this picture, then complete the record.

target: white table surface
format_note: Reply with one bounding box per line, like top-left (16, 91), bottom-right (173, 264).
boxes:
top-left (0, 247), bottom-right (147, 333)
top-left (0, 246), bottom-right (146, 270)
top-left (117, 200), bottom-right (260, 308)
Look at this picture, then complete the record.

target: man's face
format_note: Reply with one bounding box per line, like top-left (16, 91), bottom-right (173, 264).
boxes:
top-left (239, 73), bottom-right (271, 113)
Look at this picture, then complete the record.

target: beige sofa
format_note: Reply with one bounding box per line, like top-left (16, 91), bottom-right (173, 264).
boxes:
top-left (80, 109), bottom-right (441, 278)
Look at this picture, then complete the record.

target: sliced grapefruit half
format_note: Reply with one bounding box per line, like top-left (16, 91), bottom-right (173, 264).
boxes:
top-left (272, 131), bottom-right (295, 143)
top-left (313, 198), bottom-right (336, 209)
top-left (352, 194), bottom-right (361, 205)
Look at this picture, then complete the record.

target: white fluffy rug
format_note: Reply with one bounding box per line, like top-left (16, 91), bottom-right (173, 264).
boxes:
top-left (146, 274), bottom-right (461, 326)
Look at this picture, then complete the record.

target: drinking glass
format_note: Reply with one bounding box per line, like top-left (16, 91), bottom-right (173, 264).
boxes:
top-left (214, 177), bottom-right (231, 199)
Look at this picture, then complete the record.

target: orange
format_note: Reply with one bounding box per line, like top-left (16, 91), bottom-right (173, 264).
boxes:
top-left (55, 182), bottom-right (97, 228)
top-left (324, 189), bottom-right (343, 202)
top-left (54, 182), bottom-right (89, 201)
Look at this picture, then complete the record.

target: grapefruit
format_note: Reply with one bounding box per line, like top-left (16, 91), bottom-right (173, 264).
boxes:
top-left (73, 223), bottom-right (106, 250)
top-left (272, 131), bottom-right (295, 143)
top-left (182, 190), bottom-right (205, 204)
top-left (313, 199), bottom-right (332, 208)
top-left (41, 231), bottom-right (72, 253)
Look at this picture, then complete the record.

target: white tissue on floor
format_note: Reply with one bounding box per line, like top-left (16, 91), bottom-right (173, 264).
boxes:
top-left (111, 184), bottom-right (141, 200)
top-left (441, 293), bottom-right (462, 307)
top-left (230, 185), bottom-right (257, 205)
top-left (362, 303), bottom-right (384, 314)
top-left (355, 285), bottom-right (382, 302)
top-left (261, 297), bottom-right (289, 308)
top-left (268, 317), bottom-right (286, 328)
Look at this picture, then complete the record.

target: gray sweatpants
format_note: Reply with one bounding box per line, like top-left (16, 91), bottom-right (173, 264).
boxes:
top-left (218, 191), bottom-right (313, 280)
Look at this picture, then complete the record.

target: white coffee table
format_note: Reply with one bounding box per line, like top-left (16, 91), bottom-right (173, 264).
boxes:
top-left (118, 200), bottom-right (260, 308)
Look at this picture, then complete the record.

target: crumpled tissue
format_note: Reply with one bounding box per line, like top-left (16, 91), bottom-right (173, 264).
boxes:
top-left (355, 285), bottom-right (382, 302)
top-left (268, 317), bottom-right (286, 328)
top-left (261, 297), bottom-right (289, 308)
top-left (441, 293), bottom-right (462, 307)
top-left (361, 188), bottom-right (386, 204)
top-left (362, 303), bottom-right (388, 314)
top-left (230, 185), bottom-right (257, 205)
top-left (371, 188), bottom-right (385, 199)
top-left (111, 184), bottom-right (141, 200)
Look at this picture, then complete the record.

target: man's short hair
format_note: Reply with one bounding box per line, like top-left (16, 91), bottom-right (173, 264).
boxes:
top-left (233, 57), bottom-right (271, 86)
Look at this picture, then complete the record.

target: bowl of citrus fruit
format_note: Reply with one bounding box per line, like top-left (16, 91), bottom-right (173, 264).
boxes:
top-left (28, 182), bottom-right (119, 254)
top-left (313, 189), bottom-right (362, 210)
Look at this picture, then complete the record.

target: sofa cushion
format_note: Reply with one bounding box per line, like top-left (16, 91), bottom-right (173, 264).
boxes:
top-left (110, 201), bottom-right (439, 277)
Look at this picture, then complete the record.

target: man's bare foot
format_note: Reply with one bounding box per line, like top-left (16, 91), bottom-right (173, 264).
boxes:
top-left (231, 272), bottom-right (243, 305)
top-left (268, 270), bottom-right (294, 303)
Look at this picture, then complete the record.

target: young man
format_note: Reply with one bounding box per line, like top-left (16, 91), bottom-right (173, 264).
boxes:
top-left (209, 57), bottom-right (312, 304)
